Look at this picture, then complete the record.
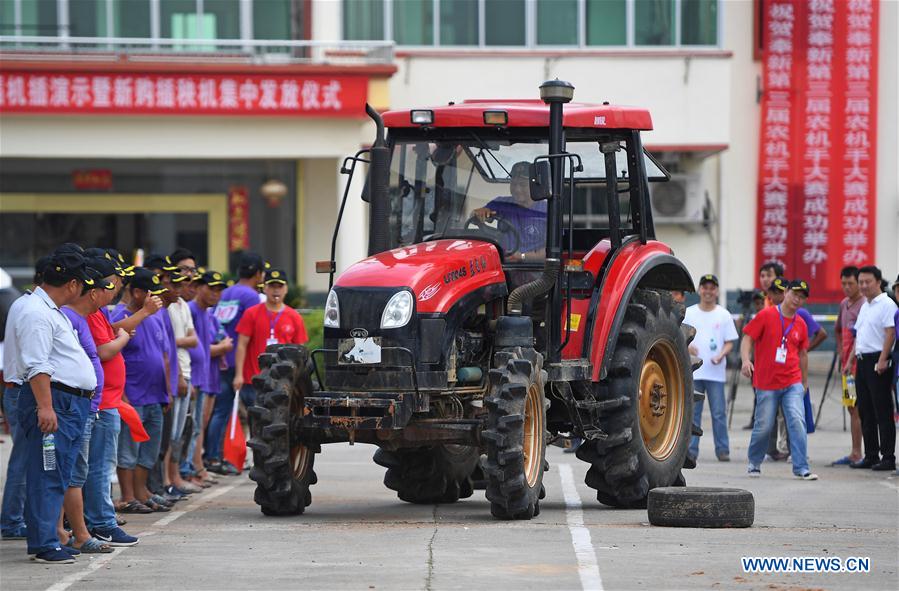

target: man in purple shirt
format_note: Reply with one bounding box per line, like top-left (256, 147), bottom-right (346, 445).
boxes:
top-left (208, 253), bottom-right (265, 473)
top-left (110, 268), bottom-right (172, 513)
top-left (60, 260), bottom-right (119, 553)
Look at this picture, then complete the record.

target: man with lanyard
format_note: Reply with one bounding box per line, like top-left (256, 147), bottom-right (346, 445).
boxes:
top-left (8, 251), bottom-right (98, 563)
top-left (233, 269), bottom-right (308, 404)
top-left (740, 279), bottom-right (818, 480)
top-left (849, 265), bottom-right (897, 471)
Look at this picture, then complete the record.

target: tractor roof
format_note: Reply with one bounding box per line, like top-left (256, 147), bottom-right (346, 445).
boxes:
top-left (382, 99), bottom-right (653, 131)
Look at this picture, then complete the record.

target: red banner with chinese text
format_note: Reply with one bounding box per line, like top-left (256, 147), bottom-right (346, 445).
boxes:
top-left (228, 187), bottom-right (250, 252)
top-left (0, 71), bottom-right (367, 117)
top-left (756, 0), bottom-right (878, 303)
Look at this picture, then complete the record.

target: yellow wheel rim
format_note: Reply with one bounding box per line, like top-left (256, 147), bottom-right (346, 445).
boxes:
top-left (522, 382), bottom-right (544, 488)
top-left (638, 340), bottom-right (684, 461)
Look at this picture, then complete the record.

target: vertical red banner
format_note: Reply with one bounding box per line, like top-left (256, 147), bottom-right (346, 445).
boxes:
top-left (757, 0), bottom-right (878, 303)
top-left (228, 186), bottom-right (250, 252)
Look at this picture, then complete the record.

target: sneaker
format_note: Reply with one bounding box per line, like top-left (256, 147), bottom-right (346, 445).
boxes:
top-left (796, 472), bottom-right (819, 481)
top-left (1, 526), bottom-right (27, 540)
top-left (220, 461), bottom-right (240, 475)
top-left (748, 468), bottom-right (761, 478)
top-left (90, 527), bottom-right (139, 547)
top-left (716, 452), bottom-right (730, 462)
top-left (31, 548), bottom-right (75, 564)
top-left (149, 494), bottom-right (174, 508)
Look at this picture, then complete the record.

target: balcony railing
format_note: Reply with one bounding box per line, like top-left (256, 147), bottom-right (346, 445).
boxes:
top-left (0, 36), bottom-right (395, 66)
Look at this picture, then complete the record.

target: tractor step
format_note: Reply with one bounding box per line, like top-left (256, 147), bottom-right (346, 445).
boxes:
top-left (546, 360), bottom-right (593, 382)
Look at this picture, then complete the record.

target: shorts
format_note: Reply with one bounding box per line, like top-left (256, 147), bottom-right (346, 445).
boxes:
top-left (117, 403), bottom-right (164, 470)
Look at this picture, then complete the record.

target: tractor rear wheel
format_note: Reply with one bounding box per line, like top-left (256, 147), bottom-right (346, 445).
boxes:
top-left (576, 288), bottom-right (693, 508)
top-left (483, 347), bottom-right (548, 520)
top-left (248, 345), bottom-right (318, 516)
top-left (374, 445), bottom-right (479, 504)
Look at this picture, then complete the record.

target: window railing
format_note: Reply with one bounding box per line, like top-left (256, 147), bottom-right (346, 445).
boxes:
top-left (0, 36), bottom-right (395, 66)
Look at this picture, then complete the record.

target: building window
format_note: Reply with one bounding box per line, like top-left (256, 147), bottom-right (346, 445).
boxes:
top-left (254, 0), bottom-right (292, 40)
top-left (439, 0), bottom-right (479, 46)
top-left (21, 0), bottom-right (59, 36)
top-left (394, 0), bottom-right (434, 46)
top-left (586, 0), bottom-right (626, 46)
top-left (113, 0), bottom-right (151, 38)
top-left (537, 0), bottom-right (578, 46)
top-left (342, 0), bottom-right (719, 48)
top-left (635, 0), bottom-right (674, 46)
top-left (485, 0), bottom-right (525, 46)
top-left (344, 0), bottom-right (384, 41)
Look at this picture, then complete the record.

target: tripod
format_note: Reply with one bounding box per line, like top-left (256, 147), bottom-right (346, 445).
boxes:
top-left (814, 347), bottom-right (844, 431)
top-left (726, 296), bottom-right (754, 429)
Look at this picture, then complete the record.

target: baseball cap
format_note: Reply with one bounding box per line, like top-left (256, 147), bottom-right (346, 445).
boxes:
top-left (769, 277), bottom-right (788, 293)
top-left (789, 279), bottom-right (810, 297)
top-left (130, 268), bottom-right (168, 295)
top-left (54, 242), bottom-right (84, 256)
top-left (82, 264), bottom-right (115, 291)
top-left (698, 274), bottom-right (719, 287)
top-left (85, 256), bottom-right (119, 286)
top-left (238, 252), bottom-right (268, 275)
top-left (43, 252), bottom-right (91, 285)
top-left (105, 249), bottom-right (134, 276)
top-left (752, 290), bottom-right (766, 301)
top-left (264, 269), bottom-right (288, 285)
top-left (170, 271), bottom-right (190, 284)
top-left (196, 270), bottom-right (226, 287)
top-left (144, 254), bottom-right (178, 272)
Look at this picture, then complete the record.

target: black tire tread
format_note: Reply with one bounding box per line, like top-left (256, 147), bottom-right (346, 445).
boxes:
top-left (647, 487), bottom-right (754, 528)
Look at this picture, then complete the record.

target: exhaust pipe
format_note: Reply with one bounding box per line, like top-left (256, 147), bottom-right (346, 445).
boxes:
top-left (366, 104), bottom-right (391, 256)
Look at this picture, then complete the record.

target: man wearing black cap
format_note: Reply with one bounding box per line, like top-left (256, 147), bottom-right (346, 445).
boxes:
top-left (685, 274), bottom-right (739, 463)
top-left (5, 252), bottom-right (98, 563)
top-left (207, 252), bottom-right (266, 473)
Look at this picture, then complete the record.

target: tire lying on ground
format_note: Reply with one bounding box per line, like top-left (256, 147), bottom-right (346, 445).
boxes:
top-left (647, 487), bottom-right (754, 528)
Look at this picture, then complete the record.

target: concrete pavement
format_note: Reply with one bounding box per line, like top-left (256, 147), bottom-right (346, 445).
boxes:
top-left (1, 352), bottom-right (897, 590)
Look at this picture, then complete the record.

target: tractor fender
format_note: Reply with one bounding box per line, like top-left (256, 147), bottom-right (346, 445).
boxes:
top-left (586, 243), bottom-right (694, 382)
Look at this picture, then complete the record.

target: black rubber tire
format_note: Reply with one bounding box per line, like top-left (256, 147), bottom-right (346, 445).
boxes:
top-left (373, 445), bottom-right (479, 504)
top-left (576, 288), bottom-right (693, 509)
top-left (647, 487), bottom-right (755, 528)
top-left (247, 344), bottom-right (318, 516)
top-left (483, 347), bottom-right (548, 520)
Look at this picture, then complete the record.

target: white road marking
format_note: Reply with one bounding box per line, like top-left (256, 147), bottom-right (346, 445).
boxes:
top-left (44, 480), bottom-right (244, 591)
top-left (878, 480), bottom-right (898, 492)
top-left (559, 463), bottom-right (604, 591)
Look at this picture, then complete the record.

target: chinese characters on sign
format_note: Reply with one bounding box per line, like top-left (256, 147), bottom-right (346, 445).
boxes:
top-left (0, 72), bottom-right (367, 117)
top-left (228, 186), bottom-right (250, 252)
top-left (756, 0), bottom-right (878, 303)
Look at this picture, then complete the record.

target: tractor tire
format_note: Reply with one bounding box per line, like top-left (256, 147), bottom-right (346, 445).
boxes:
top-left (483, 347), bottom-right (548, 520)
top-left (373, 445), bottom-right (479, 504)
top-left (647, 487), bottom-right (755, 528)
top-left (576, 288), bottom-right (693, 509)
top-left (247, 344), bottom-right (318, 516)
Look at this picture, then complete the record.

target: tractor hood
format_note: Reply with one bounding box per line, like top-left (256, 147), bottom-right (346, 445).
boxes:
top-left (334, 239), bottom-right (506, 314)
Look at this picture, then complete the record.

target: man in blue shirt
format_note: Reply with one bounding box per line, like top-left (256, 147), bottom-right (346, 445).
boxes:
top-left (472, 161), bottom-right (547, 262)
top-left (8, 251), bottom-right (97, 564)
top-left (208, 253), bottom-right (266, 473)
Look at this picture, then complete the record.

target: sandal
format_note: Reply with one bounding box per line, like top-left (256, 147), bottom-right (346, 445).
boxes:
top-left (120, 500), bottom-right (154, 514)
top-left (116, 516), bottom-right (127, 526)
top-left (74, 537), bottom-right (114, 554)
top-left (143, 499), bottom-right (171, 512)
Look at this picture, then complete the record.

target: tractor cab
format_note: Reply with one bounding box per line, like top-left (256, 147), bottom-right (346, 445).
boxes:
top-left (248, 81), bottom-right (698, 520)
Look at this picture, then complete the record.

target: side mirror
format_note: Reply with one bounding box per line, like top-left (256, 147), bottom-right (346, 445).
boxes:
top-left (529, 161), bottom-right (551, 201)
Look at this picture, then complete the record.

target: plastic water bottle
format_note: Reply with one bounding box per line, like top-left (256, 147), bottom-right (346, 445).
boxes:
top-left (42, 433), bottom-right (56, 471)
top-left (842, 374), bottom-right (857, 408)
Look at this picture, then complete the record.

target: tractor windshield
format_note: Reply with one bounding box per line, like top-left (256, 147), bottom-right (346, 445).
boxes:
top-left (386, 137), bottom-right (552, 262)
top-left (384, 131), bottom-right (667, 261)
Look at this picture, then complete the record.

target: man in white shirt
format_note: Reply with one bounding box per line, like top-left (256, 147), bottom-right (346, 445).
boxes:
top-left (685, 274), bottom-right (739, 462)
top-left (850, 265), bottom-right (897, 471)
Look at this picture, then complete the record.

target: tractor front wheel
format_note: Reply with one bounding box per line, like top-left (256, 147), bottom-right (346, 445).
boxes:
top-left (576, 288), bottom-right (693, 508)
top-left (248, 345), bottom-right (318, 516)
top-left (374, 445), bottom-right (479, 504)
top-left (483, 347), bottom-right (548, 520)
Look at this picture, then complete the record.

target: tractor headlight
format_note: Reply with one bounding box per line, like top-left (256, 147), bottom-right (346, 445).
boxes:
top-left (324, 289), bottom-right (340, 328)
top-left (380, 290), bottom-right (414, 329)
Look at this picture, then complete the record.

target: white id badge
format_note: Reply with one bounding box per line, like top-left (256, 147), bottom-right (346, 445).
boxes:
top-left (775, 346), bottom-right (788, 364)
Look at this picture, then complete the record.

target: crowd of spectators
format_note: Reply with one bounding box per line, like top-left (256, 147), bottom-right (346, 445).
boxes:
top-left (1, 244), bottom-right (306, 563)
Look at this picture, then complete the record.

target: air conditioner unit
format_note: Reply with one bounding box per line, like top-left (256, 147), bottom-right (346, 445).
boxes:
top-left (649, 173), bottom-right (705, 224)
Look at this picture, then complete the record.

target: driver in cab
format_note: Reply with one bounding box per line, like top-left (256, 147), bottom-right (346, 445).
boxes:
top-left (472, 161), bottom-right (547, 262)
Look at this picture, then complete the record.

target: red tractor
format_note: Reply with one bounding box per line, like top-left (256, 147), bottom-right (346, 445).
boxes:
top-left (248, 80), bottom-right (701, 519)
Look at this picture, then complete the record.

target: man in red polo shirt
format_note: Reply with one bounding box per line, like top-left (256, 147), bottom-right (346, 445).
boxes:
top-left (232, 269), bottom-right (307, 403)
top-left (740, 279), bottom-right (817, 481)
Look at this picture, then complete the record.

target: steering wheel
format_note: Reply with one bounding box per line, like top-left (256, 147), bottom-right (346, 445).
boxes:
top-left (464, 212), bottom-right (522, 256)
